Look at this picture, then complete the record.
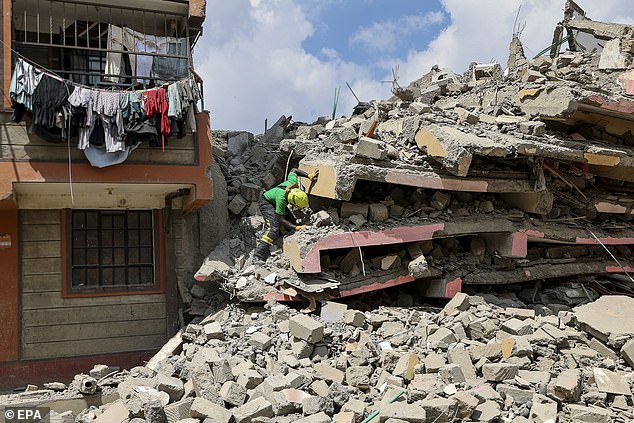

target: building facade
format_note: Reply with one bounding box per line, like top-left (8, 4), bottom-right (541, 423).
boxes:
top-left (0, 0), bottom-right (212, 388)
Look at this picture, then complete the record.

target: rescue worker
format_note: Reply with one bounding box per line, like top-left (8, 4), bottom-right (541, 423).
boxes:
top-left (253, 168), bottom-right (319, 262)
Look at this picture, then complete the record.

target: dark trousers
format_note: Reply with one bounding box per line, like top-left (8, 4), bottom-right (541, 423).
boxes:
top-left (254, 197), bottom-right (279, 260)
top-left (254, 195), bottom-right (297, 261)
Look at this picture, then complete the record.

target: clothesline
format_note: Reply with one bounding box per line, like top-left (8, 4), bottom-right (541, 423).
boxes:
top-left (1, 37), bottom-right (194, 94)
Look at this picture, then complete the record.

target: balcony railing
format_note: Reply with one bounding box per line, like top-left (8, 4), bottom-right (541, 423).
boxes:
top-left (12, 0), bottom-right (195, 89)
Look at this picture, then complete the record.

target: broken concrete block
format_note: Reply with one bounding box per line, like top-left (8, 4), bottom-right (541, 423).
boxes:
top-left (455, 107), bottom-right (480, 124)
top-left (549, 369), bottom-right (582, 402)
top-left (408, 254), bottom-right (429, 279)
top-left (378, 403), bottom-right (426, 422)
top-left (496, 384), bottom-right (535, 404)
top-left (439, 363), bottom-right (466, 384)
top-left (345, 366), bottom-right (371, 388)
top-left (568, 404), bottom-right (610, 423)
top-left (529, 394), bottom-right (557, 423)
top-left (424, 353), bottom-right (446, 374)
top-left (428, 327), bottom-right (457, 344)
top-left (219, 381), bottom-right (247, 407)
top-left (302, 396), bottom-right (334, 416)
top-left (232, 397), bottom-right (274, 423)
top-left (518, 121), bottom-right (546, 136)
top-left (447, 349), bottom-right (477, 380)
top-left (248, 332), bottom-right (272, 350)
top-left (393, 352), bottom-right (420, 381)
top-left (620, 338), bottom-right (634, 367)
top-left (239, 183), bottom-right (261, 202)
top-left (320, 301), bottom-right (348, 323)
top-left (339, 249), bottom-right (362, 274)
top-left (414, 126), bottom-right (473, 176)
top-left (190, 398), bottom-right (232, 422)
top-left (340, 202), bottom-right (369, 219)
top-left (419, 397), bottom-right (458, 423)
top-left (312, 210), bottom-right (333, 227)
top-left (89, 364), bottom-right (120, 379)
top-left (228, 194), bottom-right (248, 215)
top-left (471, 401), bottom-right (501, 422)
top-left (356, 137), bottom-right (388, 160)
top-left (443, 293), bottom-right (471, 314)
top-left (380, 255), bottom-right (401, 270)
top-left (431, 191), bottom-right (451, 211)
top-left (452, 390), bottom-right (479, 419)
top-left (409, 102), bottom-right (432, 114)
top-left (203, 322), bottom-right (224, 340)
top-left (501, 318), bottom-right (534, 336)
top-left (155, 373), bottom-right (184, 402)
top-left (348, 214), bottom-right (367, 227)
top-left (482, 363), bottom-right (519, 382)
top-left (289, 315), bottom-right (324, 344)
top-left (369, 203), bottom-right (389, 222)
top-left (313, 362), bottom-right (345, 384)
top-left (343, 310), bottom-right (365, 327)
top-left (593, 367), bottom-right (631, 396)
top-left (236, 369), bottom-right (264, 389)
top-left (94, 400), bottom-right (129, 423)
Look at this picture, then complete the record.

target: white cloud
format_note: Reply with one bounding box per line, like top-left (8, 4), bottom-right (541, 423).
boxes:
top-left (395, 0), bottom-right (634, 86)
top-left (349, 12), bottom-right (445, 52)
top-left (195, 0), bottom-right (383, 132)
top-left (195, 0), bottom-right (634, 133)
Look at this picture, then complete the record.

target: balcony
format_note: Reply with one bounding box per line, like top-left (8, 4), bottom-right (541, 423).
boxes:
top-left (1, 0), bottom-right (212, 210)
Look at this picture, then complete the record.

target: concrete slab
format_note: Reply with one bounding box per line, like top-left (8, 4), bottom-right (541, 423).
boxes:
top-left (574, 296), bottom-right (634, 343)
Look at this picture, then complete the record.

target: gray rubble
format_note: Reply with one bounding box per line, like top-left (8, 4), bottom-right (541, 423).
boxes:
top-left (3, 294), bottom-right (634, 422)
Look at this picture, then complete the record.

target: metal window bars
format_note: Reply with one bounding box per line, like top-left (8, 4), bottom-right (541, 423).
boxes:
top-left (12, 0), bottom-right (195, 89)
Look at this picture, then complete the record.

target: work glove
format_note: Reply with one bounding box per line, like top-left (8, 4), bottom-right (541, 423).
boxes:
top-left (308, 170), bottom-right (319, 181)
top-left (295, 225), bottom-right (306, 231)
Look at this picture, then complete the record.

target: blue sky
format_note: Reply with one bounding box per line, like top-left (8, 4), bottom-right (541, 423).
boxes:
top-left (299, 0), bottom-right (446, 77)
top-left (194, 0), bottom-right (634, 133)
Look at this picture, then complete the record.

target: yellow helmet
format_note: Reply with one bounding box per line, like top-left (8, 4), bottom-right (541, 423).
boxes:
top-left (288, 188), bottom-right (309, 209)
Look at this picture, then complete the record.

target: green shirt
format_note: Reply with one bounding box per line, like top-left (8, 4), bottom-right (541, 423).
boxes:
top-left (263, 172), bottom-right (299, 215)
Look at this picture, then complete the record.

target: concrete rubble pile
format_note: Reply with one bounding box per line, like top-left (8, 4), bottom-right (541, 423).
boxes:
top-left (3, 294), bottom-right (634, 422)
top-left (191, 0), bottom-right (634, 305)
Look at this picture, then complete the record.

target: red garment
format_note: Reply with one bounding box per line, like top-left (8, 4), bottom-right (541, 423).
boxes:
top-left (144, 88), bottom-right (170, 151)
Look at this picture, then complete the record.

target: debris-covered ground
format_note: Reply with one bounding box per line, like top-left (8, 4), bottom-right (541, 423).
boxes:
top-left (4, 1), bottom-right (634, 422)
top-left (3, 294), bottom-right (634, 422)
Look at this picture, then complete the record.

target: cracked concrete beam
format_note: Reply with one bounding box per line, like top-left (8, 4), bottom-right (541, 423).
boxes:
top-left (299, 158), bottom-right (537, 202)
top-left (566, 19), bottom-right (633, 40)
top-left (463, 260), bottom-right (634, 285)
top-left (284, 218), bottom-right (634, 274)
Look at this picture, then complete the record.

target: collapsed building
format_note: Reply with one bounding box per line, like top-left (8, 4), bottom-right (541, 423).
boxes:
top-left (194, 0), bottom-right (634, 307)
top-left (2, 1), bottom-right (634, 422)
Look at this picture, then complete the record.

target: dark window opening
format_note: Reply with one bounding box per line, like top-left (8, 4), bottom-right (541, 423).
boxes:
top-left (68, 209), bottom-right (160, 294)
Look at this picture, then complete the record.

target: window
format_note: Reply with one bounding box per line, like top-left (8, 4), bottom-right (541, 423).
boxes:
top-left (67, 210), bottom-right (160, 294)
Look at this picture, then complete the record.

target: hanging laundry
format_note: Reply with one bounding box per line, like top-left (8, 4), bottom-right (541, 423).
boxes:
top-left (152, 38), bottom-right (189, 83)
top-left (31, 75), bottom-right (72, 129)
top-left (105, 25), bottom-right (125, 83)
top-left (68, 85), bottom-right (93, 149)
top-left (9, 58), bottom-right (43, 122)
top-left (167, 82), bottom-right (184, 120)
top-left (144, 88), bottom-right (170, 151)
top-left (135, 37), bottom-right (166, 84)
top-left (88, 90), bottom-right (125, 153)
top-left (120, 91), bottom-right (142, 120)
top-left (84, 143), bottom-right (137, 168)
